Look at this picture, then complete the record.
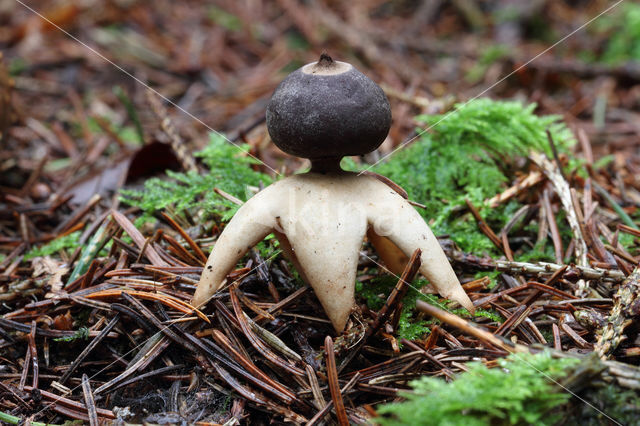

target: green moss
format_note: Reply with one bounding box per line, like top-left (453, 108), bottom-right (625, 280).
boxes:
top-left (356, 275), bottom-right (497, 341)
top-left (590, 3), bottom-right (640, 65)
top-left (121, 134), bottom-right (272, 223)
top-left (567, 384), bottom-right (640, 425)
top-left (465, 44), bottom-right (511, 83)
top-left (517, 241), bottom-right (557, 263)
top-left (373, 98), bottom-right (574, 256)
top-left (617, 233), bottom-right (636, 253)
top-left (208, 6), bottom-right (242, 32)
top-left (25, 232), bottom-right (81, 260)
top-left (53, 326), bottom-right (89, 343)
top-left (474, 270), bottom-right (500, 289)
top-left (8, 57), bottom-right (28, 76)
top-left (0, 411), bottom-right (62, 426)
top-left (592, 154), bottom-right (614, 170)
top-left (474, 308), bottom-right (503, 323)
top-left (255, 234), bottom-right (279, 260)
top-left (376, 352), bottom-right (579, 426)
top-left (357, 276), bottom-right (428, 341)
top-left (87, 116), bottom-right (140, 146)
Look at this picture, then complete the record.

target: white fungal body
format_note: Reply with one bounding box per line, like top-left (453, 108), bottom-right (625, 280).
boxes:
top-left (193, 171), bottom-right (474, 332)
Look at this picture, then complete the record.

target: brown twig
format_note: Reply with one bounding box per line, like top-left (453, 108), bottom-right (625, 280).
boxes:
top-left (324, 336), bottom-right (349, 426)
top-left (161, 212), bottom-right (208, 263)
top-left (367, 249), bottom-right (421, 339)
top-left (416, 300), bottom-right (529, 354)
top-left (229, 287), bottom-right (305, 377)
top-left (81, 374), bottom-right (99, 426)
top-left (59, 314), bottom-right (120, 385)
top-left (465, 199), bottom-right (503, 249)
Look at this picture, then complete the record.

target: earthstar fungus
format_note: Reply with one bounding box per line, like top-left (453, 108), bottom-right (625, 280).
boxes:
top-left (192, 54), bottom-right (474, 332)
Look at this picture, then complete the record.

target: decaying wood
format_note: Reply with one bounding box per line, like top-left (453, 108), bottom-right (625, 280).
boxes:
top-left (486, 171), bottom-right (545, 208)
top-left (530, 151), bottom-right (589, 292)
top-left (146, 90), bottom-right (199, 173)
top-left (595, 268), bottom-right (640, 359)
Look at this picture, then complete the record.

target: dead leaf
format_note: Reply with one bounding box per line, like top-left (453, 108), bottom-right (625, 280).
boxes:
top-left (52, 310), bottom-right (73, 331)
top-left (31, 256), bottom-right (69, 295)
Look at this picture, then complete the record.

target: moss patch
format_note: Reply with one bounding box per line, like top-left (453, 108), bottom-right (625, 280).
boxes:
top-left (376, 352), bottom-right (579, 426)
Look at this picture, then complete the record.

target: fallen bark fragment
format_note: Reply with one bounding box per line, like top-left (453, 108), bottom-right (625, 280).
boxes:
top-left (595, 268), bottom-right (640, 359)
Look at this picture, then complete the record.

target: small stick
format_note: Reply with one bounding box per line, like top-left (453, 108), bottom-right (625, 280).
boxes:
top-left (530, 151), bottom-right (588, 269)
top-left (519, 265), bottom-right (569, 308)
top-left (23, 386), bottom-right (115, 419)
top-left (212, 329), bottom-right (296, 402)
top-left (360, 171), bottom-right (409, 199)
top-left (542, 189), bottom-right (563, 264)
top-left (305, 364), bottom-right (326, 409)
top-left (546, 129), bottom-right (567, 182)
top-left (29, 321), bottom-right (38, 389)
top-left (161, 212), bottom-right (207, 263)
top-left (366, 249), bottom-right (421, 339)
top-left (306, 372), bottom-right (361, 426)
top-left (577, 128), bottom-right (594, 165)
top-left (604, 244), bottom-right (638, 266)
top-left (486, 171), bottom-right (544, 208)
top-left (60, 314), bottom-right (120, 385)
top-left (494, 260), bottom-right (624, 283)
top-left (347, 352), bottom-right (425, 380)
top-left (0, 318), bottom-right (118, 339)
top-left (229, 288), bottom-right (305, 376)
top-left (0, 382), bottom-right (30, 409)
top-left (214, 187), bottom-right (244, 205)
top-left (19, 345), bottom-right (30, 391)
top-left (501, 232), bottom-right (514, 261)
top-left (465, 199), bottom-right (502, 249)
top-left (416, 300), bottom-right (529, 354)
top-left (267, 286), bottom-right (309, 314)
top-left (80, 259), bottom-right (100, 289)
top-left (19, 156), bottom-right (48, 198)
top-left (494, 305), bottom-right (531, 337)
top-left (593, 181), bottom-right (638, 230)
top-left (95, 334), bottom-right (170, 394)
top-left (121, 292), bottom-right (196, 351)
top-left (211, 363), bottom-right (268, 405)
top-left (243, 312), bottom-right (302, 361)
top-left (187, 332), bottom-right (297, 404)
top-left (162, 233), bottom-right (205, 266)
top-left (237, 290), bottom-right (276, 321)
top-left (146, 90), bottom-right (198, 172)
top-left (401, 339), bottom-right (456, 379)
top-left (0, 243), bottom-right (26, 272)
top-left (106, 365), bottom-right (185, 393)
top-left (111, 210), bottom-right (167, 267)
top-left (251, 250), bottom-right (280, 303)
top-left (81, 374), bottom-right (99, 426)
top-left (53, 194), bottom-right (101, 234)
top-left (324, 336), bottom-right (349, 426)
top-left (552, 323), bottom-right (562, 351)
top-left (617, 224), bottom-right (640, 238)
top-left (135, 232), bottom-right (158, 264)
top-left (560, 323), bottom-right (592, 349)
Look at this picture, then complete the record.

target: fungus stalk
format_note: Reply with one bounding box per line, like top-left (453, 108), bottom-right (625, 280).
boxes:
top-left (193, 54), bottom-right (473, 332)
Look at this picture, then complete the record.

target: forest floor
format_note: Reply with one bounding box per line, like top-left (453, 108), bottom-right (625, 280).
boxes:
top-left (1, 1), bottom-right (640, 424)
